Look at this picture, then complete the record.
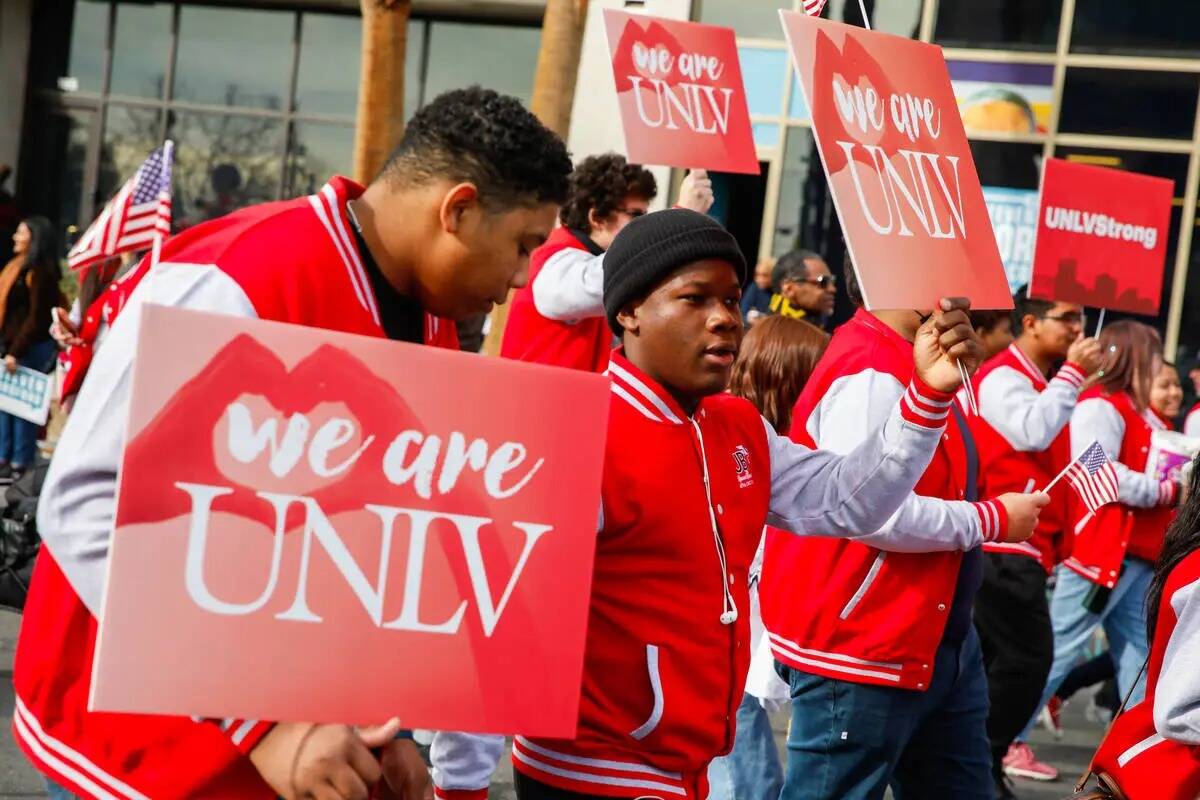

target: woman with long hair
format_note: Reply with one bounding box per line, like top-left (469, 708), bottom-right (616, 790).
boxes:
top-left (709, 315), bottom-right (829, 800)
top-left (1018, 321), bottom-right (1181, 775)
top-left (0, 216), bottom-right (63, 481)
top-left (1084, 455), bottom-right (1200, 798)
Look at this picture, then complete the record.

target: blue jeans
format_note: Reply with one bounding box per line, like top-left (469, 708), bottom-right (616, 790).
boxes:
top-left (708, 693), bottom-right (784, 800)
top-left (778, 628), bottom-right (992, 800)
top-left (1018, 559), bottom-right (1152, 742)
top-left (0, 338), bottom-right (56, 468)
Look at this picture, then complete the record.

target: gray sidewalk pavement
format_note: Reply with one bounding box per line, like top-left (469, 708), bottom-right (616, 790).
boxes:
top-left (0, 607), bottom-right (1099, 799)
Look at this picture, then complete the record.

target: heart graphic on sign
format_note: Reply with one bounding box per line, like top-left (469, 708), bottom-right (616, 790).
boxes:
top-left (632, 40), bottom-right (674, 77)
top-left (812, 29), bottom-right (901, 173)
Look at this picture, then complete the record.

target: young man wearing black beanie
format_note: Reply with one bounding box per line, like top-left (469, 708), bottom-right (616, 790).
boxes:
top-left (438, 209), bottom-right (1046, 800)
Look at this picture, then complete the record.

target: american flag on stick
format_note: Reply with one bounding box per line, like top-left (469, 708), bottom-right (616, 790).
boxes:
top-left (1042, 441), bottom-right (1120, 513)
top-left (803, 0), bottom-right (828, 16)
top-left (67, 141), bottom-right (173, 274)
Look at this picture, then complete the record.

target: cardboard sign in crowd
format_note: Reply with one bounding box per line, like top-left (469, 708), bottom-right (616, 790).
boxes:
top-left (1029, 158), bottom-right (1174, 315)
top-left (781, 10), bottom-right (1013, 311)
top-left (91, 306), bottom-right (609, 734)
top-left (603, 10), bottom-right (760, 175)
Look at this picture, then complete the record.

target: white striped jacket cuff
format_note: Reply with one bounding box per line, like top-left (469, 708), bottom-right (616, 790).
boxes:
top-left (1052, 362), bottom-right (1087, 391)
top-left (972, 499), bottom-right (1007, 543)
top-left (899, 376), bottom-right (954, 430)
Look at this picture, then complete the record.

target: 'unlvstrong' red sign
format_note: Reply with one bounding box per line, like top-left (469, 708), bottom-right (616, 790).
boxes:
top-left (1029, 158), bottom-right (1173, 315)
top-left (781, 10), bottom-right (1012, 310)
top-left (603, 10), bottom-right (759, 175)
top-left (91, 306), bottom-right (608, 734)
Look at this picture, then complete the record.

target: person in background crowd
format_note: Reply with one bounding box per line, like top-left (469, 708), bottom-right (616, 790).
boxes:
top-left (1088, 452), bottom-right (1200, 800)
top-left (435, 210), bottom-right (1017, 800)
top-left (767, 249), bottom-right (836, 328)
top-left (1151, 361), bottom-right (1184, 425)
top-left (18, 86), bottom-right (571, 800)
top-left (1013, 321), bottom-right (1182, 785)
top-left (0, 216), bottom-right (63, 483)
top-left (966, 291), bottom-right (1101, 793)
top-left (709, 316), bottom-right (830, 800)
top-left (741, 258), bottom-right (776, 326)
top-left (759, 258), bottom-right (1050, 800)
top-left (500, 154), bottom-right (713, 371)
top-left (969, 309), bottom-right (1015, 361)
top-left (1182, 359), bottom-right (1200, 436)
top-left (0, 165), bottom-right (20, 264)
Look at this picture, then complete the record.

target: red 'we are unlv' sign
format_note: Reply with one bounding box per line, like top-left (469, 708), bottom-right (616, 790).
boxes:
top-left (91, 306), bottom-right (608, 735)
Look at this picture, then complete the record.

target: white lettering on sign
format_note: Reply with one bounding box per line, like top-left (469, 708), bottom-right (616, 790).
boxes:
top-left (180, 482), bottom-right (552, 638)
top-left (1044, 207), bottom-right (1159, 251)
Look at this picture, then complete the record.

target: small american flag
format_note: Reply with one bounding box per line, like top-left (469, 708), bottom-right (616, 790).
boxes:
top-left (1066, 441), bottom-right (1120, 514)
top-left (803, 0), bottom-right (828, 16)
top-left (68, 141), bottom-right (173, 273)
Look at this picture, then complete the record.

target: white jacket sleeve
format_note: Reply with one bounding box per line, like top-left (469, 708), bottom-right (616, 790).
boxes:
top-left (530, 247), bottom-right (605, 322)
top-left (766, 372), bottom-right (1003, 548)
top-left (1186, 408), bottom-right (1200, 438)
top-left (37, 263), bottom-right (259, 618)
top-left (978, 362), bottom-right (1084, 452)
top-left (1154, 578), bottom-right (1200, 744)
top-left (431, 732), bottom-right (506, 799)
top-left (1071, 398), bottom-right (1173, 508)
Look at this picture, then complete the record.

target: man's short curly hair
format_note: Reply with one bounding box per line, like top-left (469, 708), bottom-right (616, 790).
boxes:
top-left (381, 86), bottom-right (572, 208)
top-left (559, 154), bottom-right (657, 231)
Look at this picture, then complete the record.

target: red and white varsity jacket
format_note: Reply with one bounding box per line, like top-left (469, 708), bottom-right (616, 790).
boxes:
top-left (969, 344), bottom-right (1085, 572)
top-left (759, 310), bottom-right (1006, 692)
top-left (1066, 389), bottom-right (1177, 587)
top-left (16, 176), bottom-right (457, 800)
top-left (499, 227), bottom-right (611, 372)
top-left (439, 346), bottom-right (966, 799)
top-left (1091, 549), bottom-right (1200, 799)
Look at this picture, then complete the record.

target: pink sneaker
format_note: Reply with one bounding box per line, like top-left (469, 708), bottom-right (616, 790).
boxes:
top-left (1003, 742), bottom-right (1059, 782)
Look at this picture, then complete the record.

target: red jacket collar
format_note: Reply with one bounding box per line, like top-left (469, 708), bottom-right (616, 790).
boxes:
top-left (851, 308), bottom-right (913, 351)
top-left (606, 349), bottom-right (691, 425)
top-left (1007, 343), bottom-right (1049, 387)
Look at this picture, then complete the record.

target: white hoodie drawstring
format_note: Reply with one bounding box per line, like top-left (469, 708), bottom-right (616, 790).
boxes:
top-left (690, 418), bottom-right (738, 626)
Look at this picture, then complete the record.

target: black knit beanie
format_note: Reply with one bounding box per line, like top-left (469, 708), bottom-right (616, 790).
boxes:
top-left (603, 208), bottom-right (747, 335)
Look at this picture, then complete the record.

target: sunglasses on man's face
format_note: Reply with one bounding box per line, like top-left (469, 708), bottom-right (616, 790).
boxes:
top-left (1045, 312), bottom-right (1086, 326)
top-left (615, 207), bottom-right (647, 219)
top-left (805, 275), bottom-right (837, 289)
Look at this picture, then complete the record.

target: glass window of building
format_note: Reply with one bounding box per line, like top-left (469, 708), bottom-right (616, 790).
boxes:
top-left (697, 0), bottom-right (786, 40)
top-left (295, 13), bottom-right (361, 119)
top-left (1071, 0), bottom-right (1200, 58)
top-left (1059, 69), bottom-right (1200, 140)
top-left (168, 110), bottom-right (285, 229)
top-left (99, 106), bottom-right (164, 201)
top-left (173, 6), bottom-right (294, 110)
top-left (773, 127), bottom-right (819, 256)
top-left (423, 22), bottom-right (540, 107)
top-left (66, 0), bottom-right (109, 94)
top-left (739, 47), bottom-right (787, 118)
top-left (284, 123), bottom-right (355, 199)
top-left (934, 0), bottom-right (1062, 52)
top-left (110, 2), bottom-right (171, 99)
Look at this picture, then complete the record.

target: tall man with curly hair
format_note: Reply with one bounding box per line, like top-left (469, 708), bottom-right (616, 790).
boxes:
top-left (501, 153), bottom-right (713, 371)
top-left (17, 87), bottom-right (573, 800)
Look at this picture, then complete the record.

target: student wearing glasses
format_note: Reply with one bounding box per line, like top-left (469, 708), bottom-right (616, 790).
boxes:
top-left (965, 291), bottom-right (1102, 794)
top-left (768, 249), bottom-right (837, 329)
top-left (501, 153), bottom-right (713, 372)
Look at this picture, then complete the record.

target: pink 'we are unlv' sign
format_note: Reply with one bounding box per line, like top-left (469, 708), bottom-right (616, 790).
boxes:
top-left (91, 305), bottom-right (608, 734)
top-left (603, 10), bottom-right (759, 175)
top-left (781, 10), bottom-right (1012, 310)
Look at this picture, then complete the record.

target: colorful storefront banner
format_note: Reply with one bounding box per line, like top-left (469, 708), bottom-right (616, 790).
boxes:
top-left (603, 10), bottom-right (760, 174)
top-left (982, 186), bottom-right (1039, 292)
top-left (92, 306), bottom-right (609, 734)
top-left (948, 61), bottom-right (1054, 136)
top-left (780, 10), bottom-right (1012, 310)
top-left (1029, 158), bottom-right (1174, 315)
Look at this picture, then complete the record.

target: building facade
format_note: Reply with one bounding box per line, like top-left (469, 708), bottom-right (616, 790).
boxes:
top-left (4, 0), bottom-right (1200, 360)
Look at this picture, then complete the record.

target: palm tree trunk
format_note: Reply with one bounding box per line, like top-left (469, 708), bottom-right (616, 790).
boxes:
top-left (354, 0), bottom-right (411, 185)
top-left (481, 0), bottom-right (589, 357)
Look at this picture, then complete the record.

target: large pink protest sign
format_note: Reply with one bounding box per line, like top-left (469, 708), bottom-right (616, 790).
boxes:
top-left (91, 305), bottom-right (608, 734)
top-left (780, 11), bottom-right (1012, 310)
top-left (603, 10), bottom-right (759, 174)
